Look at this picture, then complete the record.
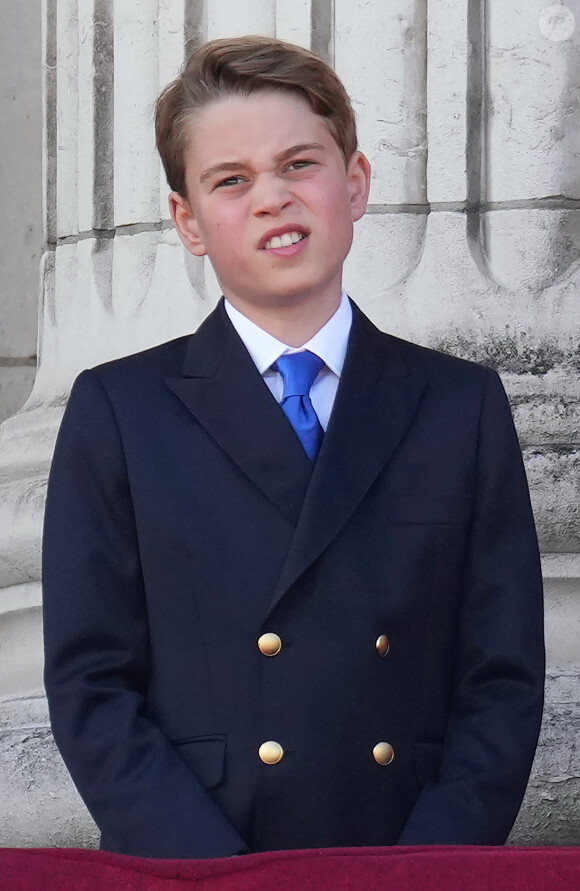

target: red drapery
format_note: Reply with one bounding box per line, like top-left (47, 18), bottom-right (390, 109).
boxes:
top-left (1, 846), bottom-right (579, 890)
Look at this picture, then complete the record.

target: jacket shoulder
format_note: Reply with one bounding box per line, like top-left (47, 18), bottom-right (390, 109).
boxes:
top-left (77, 335), bottom-right (191, 400)
top-left (61, 337), bottom-right (193, 419)
top-left (96, 334), bottom-right (190, 376)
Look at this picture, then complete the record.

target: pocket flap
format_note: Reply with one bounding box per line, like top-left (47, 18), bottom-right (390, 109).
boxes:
top-left (172, 734), bottom-right (226, 789)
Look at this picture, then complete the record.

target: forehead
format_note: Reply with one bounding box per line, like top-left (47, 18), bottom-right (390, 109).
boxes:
top-left (182, 91), bottom-right (337, 177)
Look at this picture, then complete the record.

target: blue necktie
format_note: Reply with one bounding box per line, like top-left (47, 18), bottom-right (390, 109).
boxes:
top-left (275, 351), bottom-right (325, 461)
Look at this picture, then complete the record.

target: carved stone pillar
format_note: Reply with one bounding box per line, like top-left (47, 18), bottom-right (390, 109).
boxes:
top-left (0, 0), bottom-right (578, 845)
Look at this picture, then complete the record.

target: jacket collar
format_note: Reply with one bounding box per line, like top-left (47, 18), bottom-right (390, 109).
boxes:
top-left (267, 302), bottom-right (426, 613)
top-left (166, 301), bottom-right (312, 526)
top-left (166, 299), bottom-right (426, 612)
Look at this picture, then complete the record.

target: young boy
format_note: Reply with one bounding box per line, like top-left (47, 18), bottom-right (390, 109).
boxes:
top-left (43, 36), bottom-right (545, 859)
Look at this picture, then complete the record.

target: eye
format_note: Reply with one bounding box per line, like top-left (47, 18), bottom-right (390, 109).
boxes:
top-left (287, 159), bottom-right (316, 172)
top-left (215, 175), bottom-right (246, 189)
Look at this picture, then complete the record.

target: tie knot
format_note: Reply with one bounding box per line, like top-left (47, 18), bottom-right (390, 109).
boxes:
top-left (275, 351), bottom-right (324, 399)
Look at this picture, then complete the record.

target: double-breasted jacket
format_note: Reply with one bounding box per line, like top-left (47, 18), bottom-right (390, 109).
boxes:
top-left (43, 300), bottom-right (545, 858)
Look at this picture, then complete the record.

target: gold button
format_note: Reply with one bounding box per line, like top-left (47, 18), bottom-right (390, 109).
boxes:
top-left (376, 634), bottom-right (390, 657)
top-left (257, 633), bottom-right (282, 656)
top-left (259, 741), bottom-right (284, 764)
top-left (373, 742), bottom-right (395, 765)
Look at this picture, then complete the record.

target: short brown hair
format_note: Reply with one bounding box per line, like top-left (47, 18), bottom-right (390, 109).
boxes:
top-left (155, 35), bottom-right (358, 197)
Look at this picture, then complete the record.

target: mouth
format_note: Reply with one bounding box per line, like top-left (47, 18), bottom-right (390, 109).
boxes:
top-left (259, 227), bottom-right (309, 251)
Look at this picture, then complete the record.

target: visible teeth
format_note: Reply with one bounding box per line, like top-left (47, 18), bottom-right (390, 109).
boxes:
top-left (263, 231), bottom-right (306, 250)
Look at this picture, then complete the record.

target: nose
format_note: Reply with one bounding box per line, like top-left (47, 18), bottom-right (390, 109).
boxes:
top-left (252, 174), bottom-right (293, 216)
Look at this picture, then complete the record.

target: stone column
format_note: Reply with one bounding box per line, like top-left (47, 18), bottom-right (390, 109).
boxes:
top-left (0, 0), bottom-right (578, 845)
top-left (0, 3), bottom-right (42, 427)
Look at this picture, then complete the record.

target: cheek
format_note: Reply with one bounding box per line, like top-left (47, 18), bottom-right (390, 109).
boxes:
top-left (317, 182), bottom-right (352, 226)
top-left (208, 214), bottom-right (253, 274)
top-left (214, 207), bottom-right (248, 244)
top-left (323, 195), bottom-right (354, 244)
top-left (201, 216), bottom-right (238, 258)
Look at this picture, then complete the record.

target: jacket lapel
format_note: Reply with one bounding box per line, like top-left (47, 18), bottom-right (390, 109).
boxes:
top-left (166, 301), bottom-right (312, 526)
top-left (268, 304), bottom-right (427, 614)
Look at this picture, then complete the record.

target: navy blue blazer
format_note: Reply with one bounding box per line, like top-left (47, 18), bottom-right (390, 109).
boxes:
top-left (42, 300), bottom-right (544, 858)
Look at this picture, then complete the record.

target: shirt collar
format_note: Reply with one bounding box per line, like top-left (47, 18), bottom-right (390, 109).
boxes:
top-left (224, 290), bottom-right (352, 376)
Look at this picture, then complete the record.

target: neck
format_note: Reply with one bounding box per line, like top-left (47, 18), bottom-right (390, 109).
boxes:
top-left (225, 288), bottom-right (342, 347)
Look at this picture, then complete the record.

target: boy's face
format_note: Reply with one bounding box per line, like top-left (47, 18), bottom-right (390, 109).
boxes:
top-left (171, 90), bottom-right (370, 317)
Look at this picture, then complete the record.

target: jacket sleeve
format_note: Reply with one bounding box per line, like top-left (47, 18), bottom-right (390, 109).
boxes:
top-left (42, 369), bottom-right (247, 859)
top-left (397, 367), bottom-right (545, 845)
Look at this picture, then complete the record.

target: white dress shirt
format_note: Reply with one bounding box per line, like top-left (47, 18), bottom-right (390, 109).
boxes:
top-left (224, 291), bottom-right (352, 430)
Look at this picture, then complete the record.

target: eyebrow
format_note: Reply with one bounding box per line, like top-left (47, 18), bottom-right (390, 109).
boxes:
top-left (199, 143), bottom-right (326, 184)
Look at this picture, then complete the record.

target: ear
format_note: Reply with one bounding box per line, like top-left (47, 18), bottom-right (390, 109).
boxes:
top-left (169, 191), bottom-right (207, 257)
top-left (346, 151), bottom-right (371, 222)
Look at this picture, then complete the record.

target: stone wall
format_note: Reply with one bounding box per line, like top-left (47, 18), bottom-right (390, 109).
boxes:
top-left (0, 2), bottom-right (42, 424)
top-left (0, 0), bottom-right (578, 847)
